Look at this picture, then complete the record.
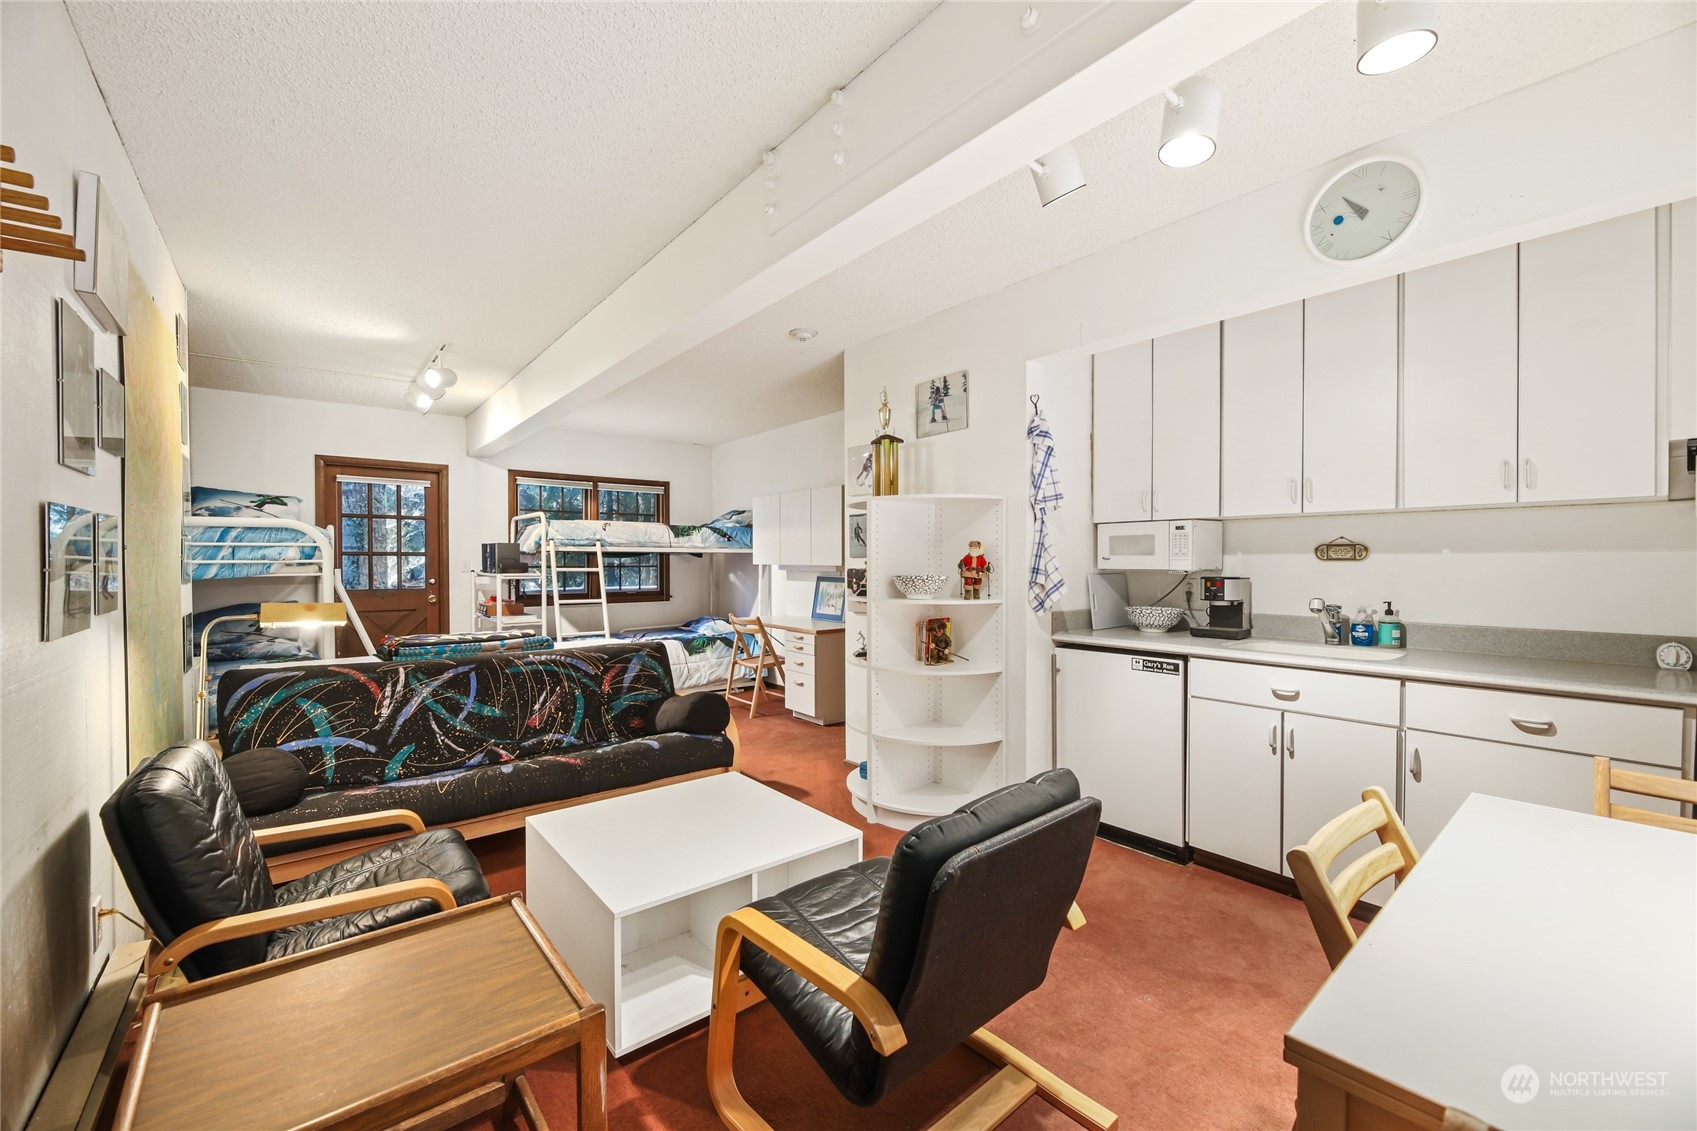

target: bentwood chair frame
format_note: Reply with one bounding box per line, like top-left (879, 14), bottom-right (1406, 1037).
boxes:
top-left (1286, 786), bottom-right (1420, 970)
top-left (1593, 756), bottom-right (1697, 833)
top-left (723, 615), bottom-right (785, 719)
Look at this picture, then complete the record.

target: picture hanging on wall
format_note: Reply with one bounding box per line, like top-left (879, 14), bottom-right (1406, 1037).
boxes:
top-left (57, 299), bottom-right (98, 475)
top-left (915, 370), bottom-right (968, 438)
top-left (847, 512), bottom-right (868, 561)
top-left (183, 614), bottom-right (194, 673)
top-left (812, 575), bottom-right (847, 622)
top-left (178, 381), bottom-right (190, 446)
top-left (95, 513), bottom-right (121, 615)
top-left (845, 444), bottom-right (874, 497)
top-left (175, 312), bottom-right (188, 370)
top-left (43, 502), bottom-right (95, 641)
top-left (98, 368), bottom-right (125, 458)
top-left (180, 454), bottom-right (193, 583)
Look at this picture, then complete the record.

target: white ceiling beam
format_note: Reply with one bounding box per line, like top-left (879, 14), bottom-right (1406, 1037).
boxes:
top-left (467, 0), bottom-right (1323, 455)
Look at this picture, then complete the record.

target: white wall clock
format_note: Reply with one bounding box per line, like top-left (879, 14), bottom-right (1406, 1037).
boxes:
top-left (1306, 156), bottom-right (1425, 263)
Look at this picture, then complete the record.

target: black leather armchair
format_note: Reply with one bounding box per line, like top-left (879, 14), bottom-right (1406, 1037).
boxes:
top-left (102, 741), bottom-right (490, 982)
top-left (706, 768), bottom-right (1116, 1130)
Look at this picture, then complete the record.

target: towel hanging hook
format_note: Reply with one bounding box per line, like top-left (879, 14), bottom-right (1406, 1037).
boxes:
top-left (1029, 393), bottom-right (1042, 412)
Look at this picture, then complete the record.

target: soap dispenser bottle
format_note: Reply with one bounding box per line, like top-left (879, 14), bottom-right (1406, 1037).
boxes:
top-left (1350, 606), bottom-right (1376, 646)
top-left (1377, 602), bottom-right (1404, 648)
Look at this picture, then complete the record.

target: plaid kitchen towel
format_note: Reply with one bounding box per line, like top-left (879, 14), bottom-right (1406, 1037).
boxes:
top-left (1028, 408), bottom-right (1066, 613)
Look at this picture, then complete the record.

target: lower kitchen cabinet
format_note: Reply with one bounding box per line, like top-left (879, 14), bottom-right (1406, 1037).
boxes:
top-left (1056, 648), bottom-right (1185, 849)
top-left (1279, 713), bottom-right (1399, 904)
top-left (1187, 699), bottom-right (1283, 873)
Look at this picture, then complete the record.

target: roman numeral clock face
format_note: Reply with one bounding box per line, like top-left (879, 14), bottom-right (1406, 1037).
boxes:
top-left (1307, 159), bottom-right (1424, 262)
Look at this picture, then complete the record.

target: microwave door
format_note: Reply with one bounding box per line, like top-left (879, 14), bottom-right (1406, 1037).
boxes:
top-left (1099, 524), bottom-right (1169, 570)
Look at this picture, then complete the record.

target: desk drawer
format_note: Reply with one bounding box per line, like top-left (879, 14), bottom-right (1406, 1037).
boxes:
top-left (1190, 658), bottom-right (1399, 726)
top-left (778, 631), bottom-right (814, 655)
top-left (787, 672), bottom-right (816, 714)
top-left (1404, 682), bottom-right (1685, 767)
top-left (788, 652), bottom-right (816, 676)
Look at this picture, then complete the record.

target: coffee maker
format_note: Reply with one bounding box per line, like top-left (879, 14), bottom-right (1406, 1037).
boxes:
top-left (1190, 576), bottom-right (1252, 639)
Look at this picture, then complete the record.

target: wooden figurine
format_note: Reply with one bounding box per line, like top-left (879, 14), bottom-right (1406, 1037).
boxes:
top-left (958, 540), bottom-right (990, 600)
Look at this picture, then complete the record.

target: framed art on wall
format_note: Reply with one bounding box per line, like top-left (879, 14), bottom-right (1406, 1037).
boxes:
top-left (846, 445), bottom-right (874, 497)
top-left (57, 299), bottom-right (98, 475)
top-left (99, 368), bottom-right (125, 458)
top-left (847, 512), bottom-right (867, 561)
top-left (915, 370), bottom-right (968, 437)
top-left (812, 575), bottom-right (847, 622)
top-left (43, 502), bottom-right (95, 640)
top-left (95, 513), bottom-right (121, 615)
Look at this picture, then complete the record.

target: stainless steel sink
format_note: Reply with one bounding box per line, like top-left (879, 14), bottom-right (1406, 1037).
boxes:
top-left (1222, 639), bottom-right (1407, 662)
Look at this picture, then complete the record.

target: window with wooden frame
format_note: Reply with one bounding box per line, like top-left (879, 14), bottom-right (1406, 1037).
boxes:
top-left (508, 470), bottom-right (670, 603)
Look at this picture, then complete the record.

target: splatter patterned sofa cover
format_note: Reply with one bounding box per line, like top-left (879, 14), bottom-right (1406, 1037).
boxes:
top-left (216, 640), bottom-right (736, 836)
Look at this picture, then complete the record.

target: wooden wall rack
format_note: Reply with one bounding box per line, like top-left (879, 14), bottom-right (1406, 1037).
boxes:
top-left (0, 144), bottom-right (85, 269)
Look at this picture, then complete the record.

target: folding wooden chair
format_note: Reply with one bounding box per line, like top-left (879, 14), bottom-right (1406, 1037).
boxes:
top-left (723, 615), bottom-right (785, 719)
top-left (1593, 757), bottom-right (1697, 833)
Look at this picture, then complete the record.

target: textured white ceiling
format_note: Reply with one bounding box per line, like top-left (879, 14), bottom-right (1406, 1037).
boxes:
top-left (567, 0), bottom-right (1696, 443)
top-left (66, 0), bottom-right (938, 412)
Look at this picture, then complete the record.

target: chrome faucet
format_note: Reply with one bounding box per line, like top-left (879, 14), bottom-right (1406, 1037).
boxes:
top-left (1309, 598), bottom-right (1346, 645)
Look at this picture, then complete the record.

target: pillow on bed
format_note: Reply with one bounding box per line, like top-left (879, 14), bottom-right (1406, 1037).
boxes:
top-left (651, 692), bottom-right (731, 736)
top-left (192, 602), bottom-right (316, 662)
top-left (190, 486), bottom-right (305, 521)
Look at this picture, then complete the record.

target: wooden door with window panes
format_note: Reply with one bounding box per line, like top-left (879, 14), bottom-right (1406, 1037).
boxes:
top-left (317, 457), bottom-right (447, 653)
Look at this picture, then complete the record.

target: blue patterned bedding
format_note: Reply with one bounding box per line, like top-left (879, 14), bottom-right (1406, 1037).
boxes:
top-left (558, 616), bottom-right (743, 690)
top-left (188, 487), bottom-right (322, 580)
top-left (516, 510), bottom-right (753, 553)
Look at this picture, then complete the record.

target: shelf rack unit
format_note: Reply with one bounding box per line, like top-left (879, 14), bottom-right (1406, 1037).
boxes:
top-left (849, 494), bottom-right (1005, 830)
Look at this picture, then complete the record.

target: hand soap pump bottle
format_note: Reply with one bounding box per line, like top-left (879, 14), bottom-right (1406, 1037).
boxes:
top-left (1377, 602), bottom-right (1404, 648)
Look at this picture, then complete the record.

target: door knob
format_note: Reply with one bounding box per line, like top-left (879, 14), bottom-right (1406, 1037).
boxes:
top-left (427, 594), bottom-right (438, 604)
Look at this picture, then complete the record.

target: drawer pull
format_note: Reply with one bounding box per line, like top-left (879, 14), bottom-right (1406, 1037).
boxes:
top-left (1268, 723), bottom-right (1279, 756)
top-left (1270, 687), bottom-right (1300, 701)
top-left (1509, 716), bottom-right (1556, 735)
top-left (1409, 747), bottom-right (1422, 783)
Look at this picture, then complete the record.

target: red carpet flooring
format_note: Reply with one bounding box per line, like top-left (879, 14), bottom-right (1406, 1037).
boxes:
top-left (464, 711), bottom-right (1333, 1130)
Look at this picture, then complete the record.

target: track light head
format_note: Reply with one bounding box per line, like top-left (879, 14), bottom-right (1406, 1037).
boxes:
top-left (1356, 0), bottom-right (1438, 76)
top-left (420, 364), bottom-right (458, 394)
top-left (1027, 144), bottom-right (1086, 207)
top-left (1158, 75), bottom-right (1220, 169)
top-left (403, 383), bottom-right (434, 413)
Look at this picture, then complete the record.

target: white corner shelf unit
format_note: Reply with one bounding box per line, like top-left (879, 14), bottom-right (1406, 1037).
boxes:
top-left (853, 493), bottom-right (1007, 830)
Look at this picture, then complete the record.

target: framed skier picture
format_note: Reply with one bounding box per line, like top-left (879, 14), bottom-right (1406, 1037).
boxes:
top-left (915, 370), bottom-right (968, 437)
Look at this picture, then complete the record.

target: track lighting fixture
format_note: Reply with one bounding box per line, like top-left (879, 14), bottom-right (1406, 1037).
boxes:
top-left (1356, 0), bottom-right (1438, 75)
top-left (403, 383), bottom-right (434, 414)
top-left (1157, 75), bottom-right (1220, 169)
top-left (1027, 144), bottom-right (1086, 207)
top-left (413, 346), bottom-right (456, 402)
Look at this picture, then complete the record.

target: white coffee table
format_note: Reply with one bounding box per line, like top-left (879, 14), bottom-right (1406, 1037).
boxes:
top-left (525, 772), bottom-right (862, 1055)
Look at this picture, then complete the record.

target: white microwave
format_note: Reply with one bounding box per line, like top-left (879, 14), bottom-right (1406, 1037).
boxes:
top-left (1096, 520), bottom-right (1223, 572)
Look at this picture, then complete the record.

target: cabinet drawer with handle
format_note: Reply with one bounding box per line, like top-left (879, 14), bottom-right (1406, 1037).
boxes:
top-left (786, 672), bottom-right (815, 714)
top-left (787, 652), bottom-right (815, 676)
top-left (1404, 682), bottom-right (1684, 767)
top-left (1189, 658), bottom-right (1399, 726)
top-left (778, 631), bottom-right (814, 655)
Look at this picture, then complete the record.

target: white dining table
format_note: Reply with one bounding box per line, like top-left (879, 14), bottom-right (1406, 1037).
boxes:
top-left (1285, 792), bottom-right (1697, 1131)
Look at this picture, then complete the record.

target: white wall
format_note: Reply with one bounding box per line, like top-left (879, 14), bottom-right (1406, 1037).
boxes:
top-left (188, 387), bottom-right (716, 636)
top-left (844, 29), bottom-right (1697, 782)
top-left (709, 410), bottom-right (846, 620)
top-left (0, 4), bottom-right (188, 1125)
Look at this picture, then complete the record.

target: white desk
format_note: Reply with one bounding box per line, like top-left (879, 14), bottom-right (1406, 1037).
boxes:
top-left (525, 773), bottom-right (861, 1055)
top-left (1286, 793), bottom-right (1697, 1130)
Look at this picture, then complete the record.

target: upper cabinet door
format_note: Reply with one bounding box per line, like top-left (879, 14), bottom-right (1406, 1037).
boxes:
top-left (1403, 246), bottom-right (1520, 508)
top-left (778, 490), bottom-right (811, 565)
top-left (1670, 199), bottom-right (1695, 440)
top-left (1221, 303), bottom-right (1304, 517)
top-left (1519, 210), bottom-right (1656, 502)
top-left (1303, 278), bottom-right (1399, 513)
top-left (809, 485), bottom-right (842, 567)
top-left (751, 493), bottom-right (779, 566)
top-left (1152, 323), bottom-right (1221, 519)
top-left (1091, 341), bottom-right (1154, 523)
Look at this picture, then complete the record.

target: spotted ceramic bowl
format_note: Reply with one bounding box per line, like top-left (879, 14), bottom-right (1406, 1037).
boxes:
top-left (1125, 605), bottom-right (1185, 633)
top-left (892, 573), bottom-right (950, 600)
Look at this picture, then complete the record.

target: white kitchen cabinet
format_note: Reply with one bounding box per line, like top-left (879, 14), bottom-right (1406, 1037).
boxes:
top-left (1187, 698), bottom-right (1283, 873)
top-left (1671, 198), bottom-right (1696, 439)
top-left (1403, 731), bottom-right (1597, 853)
top-left (1302, 278), bottom-right (1399, 513)
top-left (1056, 649), bottom-right (1185, 848)
top-left (1151, 324), bottom-right (1221, 520)
top-left (1279, 714), bottom-right (1399, 904)
top-left (751, 493), bottom-right (779, 566)
top-left (1221, 302), bottom-right (1304, 517)
top-left (778, 491), bottom-right (811, 565)
top-left (1519, 210), bottom-right (1657, 502)
top-left (809, 485), bottom-right (842, 567)
top-left (1403, 246), bottom-right (1520, 508)
top-left (1091, 341), bottom-right (1154, 522)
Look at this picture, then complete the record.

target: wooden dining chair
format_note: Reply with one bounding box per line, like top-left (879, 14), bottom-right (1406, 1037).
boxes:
top-left (1593, 757), bottom-right (1697, 833)
top-left (723, 615), bottom-right (785, 719)
top-left (1286, 786), bottom-right (1420, 970)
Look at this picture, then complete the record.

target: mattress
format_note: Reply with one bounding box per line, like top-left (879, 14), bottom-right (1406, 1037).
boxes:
top-left (558, 616), bottom-right (741, 691)
top-left (517, 510), bottom-right (753, 554)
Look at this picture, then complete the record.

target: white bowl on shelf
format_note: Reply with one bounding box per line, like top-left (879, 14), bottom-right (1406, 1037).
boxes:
top-left (891, 573), bottom-right (950, 600)
top-left (1125, 605), bottom-right (1185, 633)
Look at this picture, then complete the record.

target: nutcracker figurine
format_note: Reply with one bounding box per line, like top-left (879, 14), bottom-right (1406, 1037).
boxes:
top-left (958, 540), bottom-right (991, 600)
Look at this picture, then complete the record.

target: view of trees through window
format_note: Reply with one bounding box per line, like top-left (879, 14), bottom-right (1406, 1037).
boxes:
top-left (510, 472), bottom-right (668, 601)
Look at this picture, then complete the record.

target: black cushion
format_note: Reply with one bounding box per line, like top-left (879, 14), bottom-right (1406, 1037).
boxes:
top-left (651, 691), bottom-right (731, 735)
top-left (222, 748), bottom-right (307, 817)
top-left (268, 828), bottom-right (490, 959)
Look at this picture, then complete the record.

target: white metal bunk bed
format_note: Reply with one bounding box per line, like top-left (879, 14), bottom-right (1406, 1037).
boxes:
top-left (185, 515), bottom-right (377, 657)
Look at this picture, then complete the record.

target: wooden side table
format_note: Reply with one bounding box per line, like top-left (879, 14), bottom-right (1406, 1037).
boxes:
top-left (114, 895), bottom-right (605, 1131)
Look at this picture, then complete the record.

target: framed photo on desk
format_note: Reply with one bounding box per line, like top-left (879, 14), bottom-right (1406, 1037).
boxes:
top-left (811, 576), bottom-right (846, 622)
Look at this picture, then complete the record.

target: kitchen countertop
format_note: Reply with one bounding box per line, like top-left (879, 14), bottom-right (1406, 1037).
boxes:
top-left (1052, 627), bottom-right (1697, 709)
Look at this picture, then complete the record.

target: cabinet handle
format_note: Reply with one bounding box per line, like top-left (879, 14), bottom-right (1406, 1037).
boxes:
top-left (1303, 478), bottom-right (1314, 504)
top-left (1140, 490), bottom-right (1150, 514)
top-left (1509, 716), bottom-right (1556, 735)
top-left (1151, 490), bottom-right (1160, 515)
top-left (1501, 460), bottom-right (1513, 492)
top-left (1270, 687), bottom-right (1300, 701)
top-left (1286, 726), bottom-right (1296, 759)
top-left (1409, 747), bottom-right (1422, 783)
top-left (1268, 723), bottom-right (1279, 756)
top-left (1523, 458), bottom-right (1538, 491)
top-left (1288, 478), bottom-right (1298, 504)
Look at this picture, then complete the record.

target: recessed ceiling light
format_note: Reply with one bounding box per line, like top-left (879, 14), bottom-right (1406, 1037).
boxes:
top-left (1158, 75), bottom-right (1220, 169)
top-left (789, 328), bottom-right (819, 342)
top-left (1356, 0), bottom-right (1438, 76)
